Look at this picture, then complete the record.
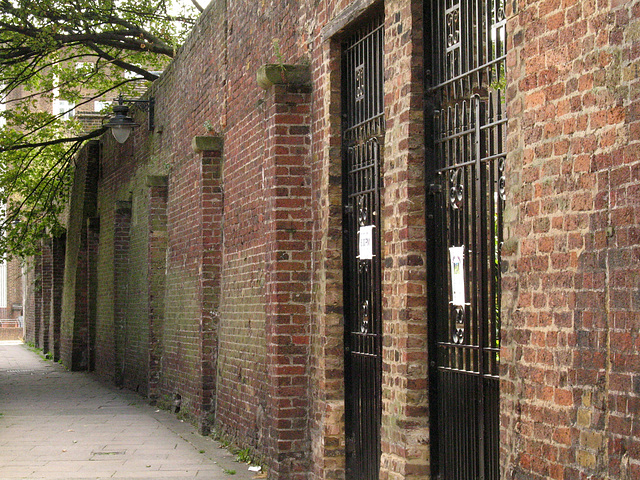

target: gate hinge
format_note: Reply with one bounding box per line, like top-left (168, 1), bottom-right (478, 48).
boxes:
top-left (428, 183), bottom-right (443, 194)
top-left (346, 435), bottom-right (356, 455)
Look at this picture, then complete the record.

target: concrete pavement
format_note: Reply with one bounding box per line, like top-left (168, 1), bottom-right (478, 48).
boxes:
top-left (0, 341), bottom-right (257, 480)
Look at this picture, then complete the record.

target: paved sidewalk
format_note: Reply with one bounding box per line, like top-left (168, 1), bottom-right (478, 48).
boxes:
top-left (0, 342), bottom-right (256, 480)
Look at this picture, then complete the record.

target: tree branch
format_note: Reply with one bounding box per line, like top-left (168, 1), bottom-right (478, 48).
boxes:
top-left (0, 127), bottom-right (106, 152)
top-left (85, 43), bottom-right (159, 80)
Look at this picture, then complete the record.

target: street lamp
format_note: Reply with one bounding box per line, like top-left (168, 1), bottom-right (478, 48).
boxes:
top-left (104, 94), bottom-right (155, 144)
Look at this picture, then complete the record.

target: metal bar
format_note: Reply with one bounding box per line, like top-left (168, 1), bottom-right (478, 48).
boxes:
top-left (427, 54), bottom-right (507, 92)
top-left (344, 113), bottom-right (385, 136)
top-left (474, 95), bottom-right (487, 480)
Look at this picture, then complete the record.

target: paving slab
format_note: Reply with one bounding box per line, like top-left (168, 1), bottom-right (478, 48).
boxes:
top-left (0, 342), bottom-right (258, 480)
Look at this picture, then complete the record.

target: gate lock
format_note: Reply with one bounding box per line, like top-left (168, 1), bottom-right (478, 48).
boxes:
top-left (452, 306), bottom-right (465, 344)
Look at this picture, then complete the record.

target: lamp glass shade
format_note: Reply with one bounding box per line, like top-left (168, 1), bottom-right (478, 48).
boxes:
top-left (111, 125), bottom-right (133, 143)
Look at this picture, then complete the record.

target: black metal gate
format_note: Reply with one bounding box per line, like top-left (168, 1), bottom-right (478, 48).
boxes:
top-left (425, 0), bottom-right (506, 477)
top-left (342, 11), bottom-right (384, 480)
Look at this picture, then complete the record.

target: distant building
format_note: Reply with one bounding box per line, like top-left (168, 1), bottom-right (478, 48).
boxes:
top-left (0, 257), bottom-right (23, 321)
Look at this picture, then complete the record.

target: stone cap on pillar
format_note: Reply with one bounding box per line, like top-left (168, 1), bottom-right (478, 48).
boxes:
top-left (256, 64), bottom-right (311, 90)
top-left (146, 175), bottom-right (169, 187)
top-left (191, 135), bottom-right (223, 154)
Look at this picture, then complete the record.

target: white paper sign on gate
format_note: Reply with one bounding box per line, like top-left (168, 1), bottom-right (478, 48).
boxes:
top-left (358, 225), bottom-right (374, 260)
top-left (449, 246), bottom-right (466, 307)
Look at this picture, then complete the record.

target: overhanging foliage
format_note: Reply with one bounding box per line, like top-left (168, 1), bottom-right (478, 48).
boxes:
top-left (0, 0), bottom-right (199, 259)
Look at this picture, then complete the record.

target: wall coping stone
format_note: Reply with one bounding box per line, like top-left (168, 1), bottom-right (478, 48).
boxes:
top-left (115, 200), bottom-right (132, 213)
top-left (146, 175), bottom-right (169, 187)
top-left (191, 135), bottom-right (223, 153)
top-left (256, 64), bottom-right (311, 90)
top-left (320, 0), bottom-right (380, 40)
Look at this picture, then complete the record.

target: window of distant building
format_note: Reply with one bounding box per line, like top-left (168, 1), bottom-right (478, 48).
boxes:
top-left (94, 100), bottom-right (111, 112)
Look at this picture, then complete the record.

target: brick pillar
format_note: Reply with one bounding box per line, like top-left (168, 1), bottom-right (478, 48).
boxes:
top-left (146, 176), bottom-right (168, 404)
top-left (60, 140), bottom-right (99, 370)
top-left (71, 223), bottom-right (90, 369)
top-left (23, 257), bottom-right (36, 345)
top-left (50, 234), bottom-right (65, 362)
top-left (380, 2), bottom-right (429, 479)
top-left (259, 65), bottom-right (313, 480)
top-left (86, 218), bottom-right (99, 371)
top-left (192, 136), bottom-right (225, 434)
top-left (33, 252), bottom-right (43, 347)
top-left (40, 238), bottom-right (53, 355)
top-left (114, 201), bottom-right (132, 386)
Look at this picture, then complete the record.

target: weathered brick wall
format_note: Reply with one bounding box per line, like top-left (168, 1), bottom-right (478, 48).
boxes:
top-left (22, 235), bottom-right (65, 356)
top-left (300, 2), bottom-right (430, 480)
top-left (47, 1), bottom-right (640, 480)
top-left (305, 10), bottom-right (346, 480)
top-left (112, 199), bottom-right (132, 385)
top-left (0, 327), bottom-right (22, 341)
top-left (212, 2), bottom-right (305, 454)
top-left (93, 142), bottom-right (133, 383)
top-left (259, 80), bottom-right (313, 478)
top-left (196, 145), bottom-right (223, 434)
top-left (147, 176), bottom-right (168, 404)
top-left (123, 179), bottom-right (151, 393)
top-left (33, 253), bottom-right (42, 346)
top-left (379, 1), bottom-right (429, 479)
top-left (214, 92), bottom-right (269, 450)
top-left (60, 141), bottom-right (99, 370)
top-left (502, 0), bottom-right (640, 478)
top-left (50, 235), bottom-right (65, 362)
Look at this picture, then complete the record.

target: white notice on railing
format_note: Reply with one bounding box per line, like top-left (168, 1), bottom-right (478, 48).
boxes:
top-left (358, 225), bottom-right (374, 260)
top-left (449, 246), bottom-right (466, 307)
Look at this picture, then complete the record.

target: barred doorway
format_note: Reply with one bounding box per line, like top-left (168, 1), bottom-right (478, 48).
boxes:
top-left (342, 9), bottom-right (384, 480)
top-left (425, 0), bottom-right (507, 477)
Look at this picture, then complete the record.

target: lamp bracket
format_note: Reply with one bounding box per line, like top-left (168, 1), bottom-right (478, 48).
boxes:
top-left (115, 94), bottom-right (155, 130)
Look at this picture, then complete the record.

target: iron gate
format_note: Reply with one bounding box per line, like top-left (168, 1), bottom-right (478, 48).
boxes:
top-left (425, 0), bottom-right (507, 477)
top-left (342, 11), bottom-right (384, 480)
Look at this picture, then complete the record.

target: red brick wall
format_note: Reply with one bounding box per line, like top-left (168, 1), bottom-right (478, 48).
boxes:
top-left (306, 21), bottom-right (346, 480)
top-left (122, 188), bottom-right (151, 392)
top-left (502, 0), bottom-right (640, 477)
top-left (147, 2), bottom-right (227, 422)
top-left (76, 1), bottom-right (431, 478)
top-left (44, 1), bottom-right (640, 480)
top-left (0, 327), bottom-right (22, 341)
top-left (33, 253), bottom-right (42, 346)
